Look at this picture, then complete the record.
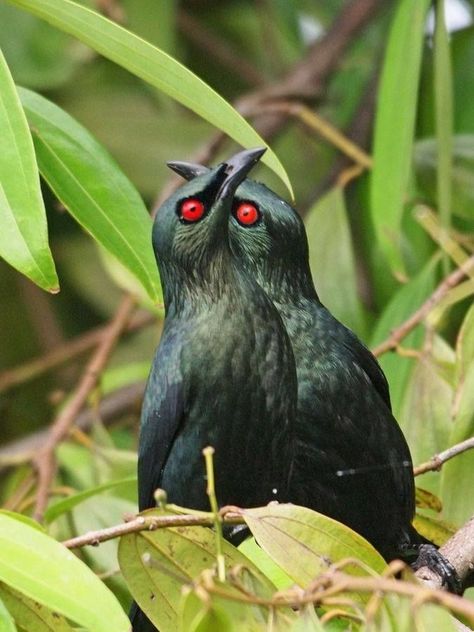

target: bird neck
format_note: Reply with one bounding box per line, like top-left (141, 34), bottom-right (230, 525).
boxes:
top-left (159, 246), bottom-right (239, 314)
top-left (257, 259), bottom-right (319, 307)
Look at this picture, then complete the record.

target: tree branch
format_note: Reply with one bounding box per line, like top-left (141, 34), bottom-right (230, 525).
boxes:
top-left (0, 310), bottom-right (155, 395)
top-left (415, 516), bottom-right (474, 592)
top-left (372, 256), bottom-right (474, 357)
top-left (32, 295), bottom-right (137, 522)
top-left (414, 438), bottom-right (474, 476)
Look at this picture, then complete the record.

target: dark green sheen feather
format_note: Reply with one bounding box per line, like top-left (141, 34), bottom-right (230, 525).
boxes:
top-left (225, 178), bottom-right (418, 560)
top-left (133, 152), bottom-right (297, 631)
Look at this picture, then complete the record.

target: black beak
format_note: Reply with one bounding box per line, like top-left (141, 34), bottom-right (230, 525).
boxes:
top-left (217, 147), bottom-right (266, 201)
top-left (166, 161), bottom-right (209, 180)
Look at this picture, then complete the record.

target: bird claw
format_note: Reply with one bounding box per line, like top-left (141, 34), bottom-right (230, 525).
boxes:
top-left (412, 544), bottom-right (462, 594)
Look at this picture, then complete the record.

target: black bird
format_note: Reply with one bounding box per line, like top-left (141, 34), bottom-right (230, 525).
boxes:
top-left (132, 149), bottom-right (297, 631)
top-left (168, 159), bottom-right (460, 590)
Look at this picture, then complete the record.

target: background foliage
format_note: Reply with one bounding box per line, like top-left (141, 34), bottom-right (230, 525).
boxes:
top-left (0, 0), bottom-right (473, 630)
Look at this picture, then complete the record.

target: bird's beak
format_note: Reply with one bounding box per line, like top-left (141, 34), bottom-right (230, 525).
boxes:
top-left (216, 147), bottom-right (266, 202)
top-left (166, 161), bottom-right (209, 180)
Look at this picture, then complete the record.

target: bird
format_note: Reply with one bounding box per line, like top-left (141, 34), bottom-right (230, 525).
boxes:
top-left (132, 148), bottom-right (297, 631)
top-left (168, 157), bottom-right (461, 591)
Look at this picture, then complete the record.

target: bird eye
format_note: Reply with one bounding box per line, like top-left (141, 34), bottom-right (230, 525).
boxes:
top-left (235, 202), bottom-right (260, 226)
top-left (179, 198), bottom-right (205, 222)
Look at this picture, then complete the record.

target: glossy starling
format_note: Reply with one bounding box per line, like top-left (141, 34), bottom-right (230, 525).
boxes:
top-left (132, 149), bottom-right (297, 631)
top-left (168, 159), bottom-right (460, 591)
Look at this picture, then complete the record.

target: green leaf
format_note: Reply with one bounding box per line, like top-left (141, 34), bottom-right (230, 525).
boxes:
top-left (433, 0), bottom-right (453, 237)
top-left (0, 591), bottom-right (17, 632)
top-left (7, 0), bottom-right (292, 197)
top-left (238, 537), bottom-right (293, 590)
top-left (441, 303), bottom-right (474, 524)
top-left (0, 512), bottom-right (129, 632)
top-left (370, 257), bottom-right (439, 417)
top-left (289, 606), bottom-right (324, 632)
top-left (118, 511), bottom-right (278, 632)
top-left (412, 513), bottom-right (456, 547)
top-left (0, 584), bottom-right (73, 632)
top-left (18, 87), bottom-right (161, 303)
top-left (305, 187), bottom-right (367, 337)
top-left (370, 0), bottom-right (431, 277)
top-left (242, 504), bottom-right (386, 588)
top-left (44, 476), bottom-right (137, 524)
top-left (414, 135), bottom-right (474, 220)
top-left (0, 48), bottom-right (58, 292)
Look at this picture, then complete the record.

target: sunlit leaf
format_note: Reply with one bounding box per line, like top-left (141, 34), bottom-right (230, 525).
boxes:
top-left (370, 257), bottom-right (439, 417)
top-left (0, 48), bottom-right (58, 292)
top-left (412, 513), bottom-right (456, 547)
top-left (118, 511), bottom-right (278, 632)
top-left (441, 303), bottom-right (474, 524)
top-left (7, 0), bottom-right (293, 196)
top-left (370, 0), bottom-right (431, 276)
top-left (305, 187), bottom-right (367, 337)
top-left (0, 591), bottom-right (17, 632)
top-left (238, 537), bottom-right (293, 590)
top-left (242, 504), bottom-right (386, 588)
top-left (0, 512), bottom-right (129, 632)
top-left (44, 476), bottom-right (137, 524)
top-left (19, 87), bottom-right (161, 303)
top-left (0, 584), bottom-right (73, 632)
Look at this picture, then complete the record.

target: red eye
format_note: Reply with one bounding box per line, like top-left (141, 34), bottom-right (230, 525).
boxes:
top-left (180, 198), bottom-right (205, 222)
top-left (236, 202), bottom-right (259, 226)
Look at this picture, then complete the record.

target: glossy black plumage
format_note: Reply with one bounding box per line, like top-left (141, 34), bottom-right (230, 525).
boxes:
top-left (168, 161), bottom-right (419, 561)
top-left (133, 150), bottom-right (297, 630)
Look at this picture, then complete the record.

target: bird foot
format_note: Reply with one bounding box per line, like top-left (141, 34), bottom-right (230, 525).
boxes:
top-left (412, 544), bottom-right (462, 594)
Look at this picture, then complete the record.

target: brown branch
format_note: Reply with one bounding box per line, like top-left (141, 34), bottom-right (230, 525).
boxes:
top-left (62, 510), bottom-right (244, 549)
top-left (415, 516), bottom-right (474, 592)
top-left (61, 509), bottom-right (474, 624)
top-left (0, 381), bottom-right (145, 467)
top-left (0, 310), bottom-right (155, 395)
top-left (372, 256), bottom-right (474, 357)
top-left (177, 11), bottom-right (265, 87)
top-left (414, 438), bottom-right (474, 476)
top-left (32, 295), bottom-right (137, 522)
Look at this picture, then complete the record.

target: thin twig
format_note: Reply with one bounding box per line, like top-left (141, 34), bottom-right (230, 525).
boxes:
top-left (0, 381), bottom-right (145, 467)
top-left (0, 310), bottom-right (155, 395)
top-left (257, 101), bottom-right (372, 169)
top-left (414, 438), bottom-right (474, 476)
top-left (372, 256), bottom-right (474, 357)
top-left (32, 295), bottom-right (137, 522)
top-left (62, 511), bottom-right (244, 549)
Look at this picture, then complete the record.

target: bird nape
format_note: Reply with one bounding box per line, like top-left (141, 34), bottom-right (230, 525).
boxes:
top-left (132, 148), bottom-right (297, 630)
top-left (168, 157), bottom-right (461, 594)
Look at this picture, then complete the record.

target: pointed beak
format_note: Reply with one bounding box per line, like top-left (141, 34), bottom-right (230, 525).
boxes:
top-left (216, 147), bottom-right (266, 202)
top-left (166, 161), bottom-right (209, 180)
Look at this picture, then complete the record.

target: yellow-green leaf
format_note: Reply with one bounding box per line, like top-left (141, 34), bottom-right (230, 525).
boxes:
top-left (0, 48), bottom-right (58, 292)
top-left (7, 0), bottom-right (292, 197)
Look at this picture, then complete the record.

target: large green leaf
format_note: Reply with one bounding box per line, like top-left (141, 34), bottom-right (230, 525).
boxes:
top-left (19, 87), bottom-right (161, 302)
top-left (0, 48), bottom-right (58, 292)
top-left (370, 0), bottom-right (431, 276)
top-left (441, 303), bottom-right (474, 524)
top-left (0, 591), bottom-right (17, 632)
top-left (118, 510), bottom-right (279, 632)
top-left (0, 512), bottom-right (129, 632)
top-left (433, 0), bottom-right (453, 237)
top-left (370, 257), bottom-right (439, 417)
top-left (0, 584), bottom-right (73, 632)
top-left (415, 135), bottom-right (474, 220)
top-left (7, 0), bottom-right (292, 196)
top-left (242, 504), bottom-right (386, 588)
top-left (305, 187), bottom-right (367, 337)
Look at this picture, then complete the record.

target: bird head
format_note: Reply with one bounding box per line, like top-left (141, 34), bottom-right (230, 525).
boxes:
top-left (167, 156), bottom-right (317, 304)
top-left (154, 148), bottom-right (265, 304)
